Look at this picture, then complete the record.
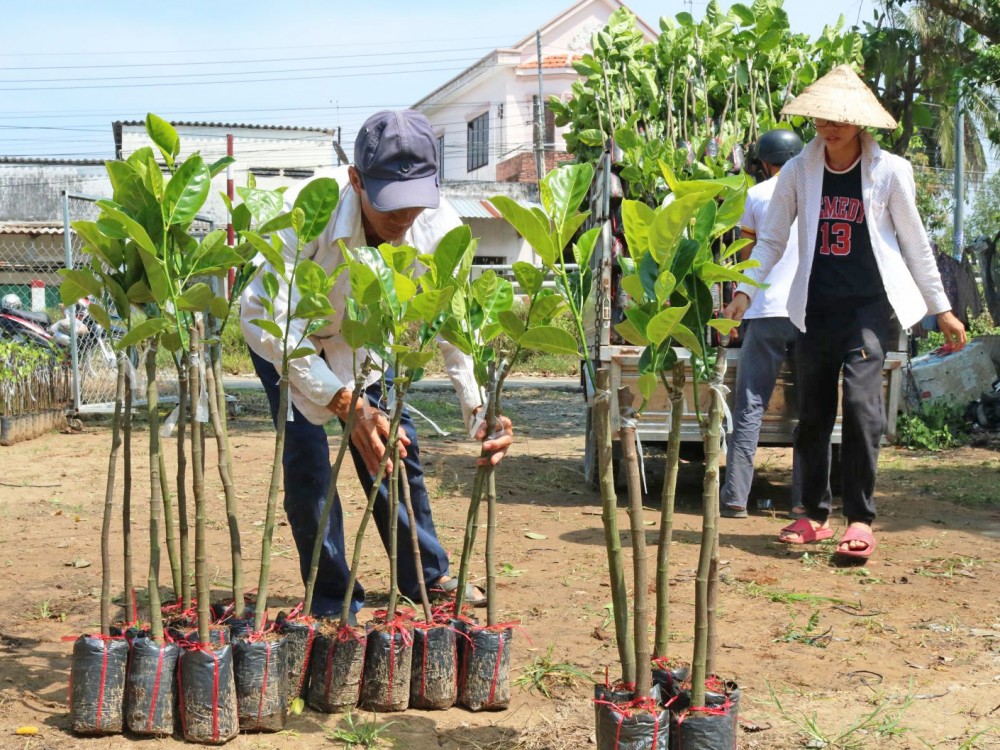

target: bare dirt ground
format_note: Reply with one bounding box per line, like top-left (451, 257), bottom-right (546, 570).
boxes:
top-left (0, 386), bottom-right (998, 750)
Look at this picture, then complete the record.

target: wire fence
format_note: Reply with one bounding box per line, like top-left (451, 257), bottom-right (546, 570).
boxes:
top-left (0, 182), bottom-right (214, 415)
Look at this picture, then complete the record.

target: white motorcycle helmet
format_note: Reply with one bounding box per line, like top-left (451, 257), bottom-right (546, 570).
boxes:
top-left (2, 292), bottom-right (22, 309)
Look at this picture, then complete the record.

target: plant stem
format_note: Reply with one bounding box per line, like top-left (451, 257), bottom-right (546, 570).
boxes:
top-left (189, 328), bottom-right (210, 644)
top-left (204, 345), bottom-right (242, 611)
top-left (159, 431), bottom-right (182, 601)
top-left (654, 362), bottom-right (685, 657)
top-left (340, 391), bottom-right (408, 627)
top-left (175, 354), bottom-right (191, 610)
top-left (594, 368), bottom-right (634, 684)
top-left (122, 368), bottom-right (133, 620)
top-left (400, 458), bottom-right (432, 623)
top-left (485, 466), bottom-right (498, 627)
top-left (386, 443), bottom-right (401, 621)
top-left (254, 366), bottom-right (288, 633)
top-left (304, 362), bottom-right (371, 616)
top-left (705, 353), bottom-right (726, 678)
top-left (145, 346), bottom-right (164, 640)
top-left (618, 387), bottom-right (650, 697)
top-left (691, 350), bottom-right (725, 707)
top-left (100, 359), bottom-right (126, 636)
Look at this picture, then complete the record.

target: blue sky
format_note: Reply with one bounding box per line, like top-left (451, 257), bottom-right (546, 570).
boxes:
top-left (0, 0), bottom-right (875, 160)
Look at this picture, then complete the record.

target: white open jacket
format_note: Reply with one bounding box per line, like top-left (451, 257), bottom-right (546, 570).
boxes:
top-left (735, 132), bottom-right (950, 332)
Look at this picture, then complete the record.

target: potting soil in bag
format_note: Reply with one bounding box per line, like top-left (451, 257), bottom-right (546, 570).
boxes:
top-left (226, 616), bottom-right (255, 641)
top-left (233, 633), bottom-right (287, 732)
top-left (307, 623), bottom-right (366, 712)
top-left (672, 704), bottom-right (737, 750)
top-left (594, 681), bottom-right (635, 747)
top-left (360, 623), bottom-right (413, 712)
top-left (409, 623), bottom-right (457, 709)
top-left (596, 694), bottom-right (669, 750)
top-left (69, 634), bottom-right (129, 735)
top-left (124, 636), bottom-right (180, 736)
top-left (178, 643), bottom-right (239, 744)
top-left (651, 658), bottom-right (690, 700)
top-left (458, 624), bottom-right (513, 712)
top-left (278, 614), bottom-right (317, 699)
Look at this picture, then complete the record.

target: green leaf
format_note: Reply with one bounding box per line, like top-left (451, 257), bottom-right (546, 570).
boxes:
top-left (669, 239), bottom-right (701, 283)
top-left (670, 322), bottom-right (703, 356)
top-left (71, 220), bottom-right (124, 269)
top-left (294, 259), bottom-right (327, 296)
top-left (693, 200), bottom-right (718, 243)
top-left (707, 318), bottom-right (741, 335)
top-left (614, 318), bottom-right (649, 346)
top-left (540, 163), bottom-right (593, 244)
top-left (432, 224), bottom-right (472, 284)
top-left (340, 319), bottom-right (369, 350)
top-left (620, 274), bottom-right (647, 303)
top-left (638, 371), bottom-right (658, 400)
top-left (96, 201), bottom-right (157, 256)
top-left (126, 281), bottom-right (155, 304)
top-left (498, 310), bottom-right (526, 341)
top-left (119, 317), bottom-right (171, 348)
top-left (512, 262), bottom-right (543, 296)
top-left (87, 302), bottom-right (112, 331)
top-left (490, 195), bottom-right (557, 266)
top-left (353, 246), bottom-right (400, 316)
top-left (572, 227), bottom-right (601, 269)
top-left (250, 318), bottom-right (283, 339)
top-left (105, 160), bottom-right (149, 214)
top-left (394, 272), bottom-right (417, 304)
top-left (209, 295), bottom-right (230, 320)
top-left (721, 237), bottom-right (753, 260)
top-left (649, 194), bottom-right (705, 263)
top-left (527, 293), bottom-right (566, 325)
top-left (713, 187), bottom-right (748, 236)
top-left (654, 270), bottom-right (677, 303)
top-left (519, 325), bottom-right (580, 356)
top-left (177, 282), bottom-right (215, 312)
top-left (698, 261), bottom-right (761, 286)
top-left (399, 350), bottom-right (434, 370)
top-left (244, 232), bottom-right (286, 277)
top-left (292, 177), bottom-right (339, 243)
top-left (294, 293), bottom-right (334, 319)
top-left (621, 200), bottom-right (655, 260)
top-left (145, 113), bottom-right (179, 168)
top-left (646, 303), bottom-right (690, 345)
top-left (409, 288), bottom-right (453, 320)
top-left (164, 155), bottom-right (211, 226)
top-left (257, 212), bottom-right (294, 235)
top-left (208, 155), bottom-right (235, 177)
top-left (136, 247), bottom-right (170, 305)
top-left (58, 268), bottom-right (102, 300)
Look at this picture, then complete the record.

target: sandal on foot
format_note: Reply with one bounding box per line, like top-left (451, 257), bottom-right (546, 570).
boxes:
top-left (835, 526), bottom-right (876, 560)
top-left (430, 576), bottom-right (487, 608)
top-left (778, 518), bottom-right (833, 544)
top-left (720, 504), bottom-right (749, 519)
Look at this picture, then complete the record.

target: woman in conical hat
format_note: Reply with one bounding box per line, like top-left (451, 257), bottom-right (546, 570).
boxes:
top-left (723, 65), bottom-right (966, 561)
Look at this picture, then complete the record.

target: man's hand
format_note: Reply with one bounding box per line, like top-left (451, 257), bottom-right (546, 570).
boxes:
top-left (473, 412), bottom-right (514, 467)
top-left (722, 291), bottom-right (751, 322)
top-left (937, 310), bottom-right (967, 352)
top-left (328, 388), bottom-right (409, 477)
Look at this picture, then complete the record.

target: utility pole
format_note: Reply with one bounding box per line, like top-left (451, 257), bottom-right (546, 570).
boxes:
top-left (953, 86), bottom-right (965, 261)
top-left (534, 30), bottom-right (545, 185)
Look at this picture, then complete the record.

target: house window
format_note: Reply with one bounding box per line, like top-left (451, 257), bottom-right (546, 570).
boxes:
top-left (437, 134), bottom-right (445, 179)
top-left (467, 112), bottom-right (489, 172)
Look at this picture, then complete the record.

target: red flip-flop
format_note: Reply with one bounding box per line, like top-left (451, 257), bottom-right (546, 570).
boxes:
top-left (835, 526), bottom-right (876, 560)
top-left (778, 518), bottom-right (834, 544)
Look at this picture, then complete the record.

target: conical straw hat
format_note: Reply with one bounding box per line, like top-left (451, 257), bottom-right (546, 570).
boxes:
top-left (781, 65), bottom-right (898, 130)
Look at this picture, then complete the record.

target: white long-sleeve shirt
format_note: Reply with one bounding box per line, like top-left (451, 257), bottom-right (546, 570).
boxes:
top-left (240, 167), bottom-right (481, 427)
top-left (735, 132), bottom-right (950, 331)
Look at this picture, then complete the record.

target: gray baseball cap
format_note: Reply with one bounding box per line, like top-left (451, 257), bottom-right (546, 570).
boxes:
top-left (354, 110), bottom-right (440, 212)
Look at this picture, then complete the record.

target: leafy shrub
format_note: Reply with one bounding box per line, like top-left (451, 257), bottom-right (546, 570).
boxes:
top-left (896, 399), bottom-right (968, 450)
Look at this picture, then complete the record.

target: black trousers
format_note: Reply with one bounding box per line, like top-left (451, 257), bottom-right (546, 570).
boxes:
top-left (794, 297), bottom-right (893, 526)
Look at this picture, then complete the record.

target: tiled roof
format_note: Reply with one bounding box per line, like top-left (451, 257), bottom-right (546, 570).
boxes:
top-left (516, 54), bottom-right (583, 70)
top-left (0, 156), bottom-right (106, 166)
top-left (0, 221), bottom-right (65, 235)
top-left (114, 120), bottom-right (337, 135)
top-left (447, 198), bottom-right (503, 219)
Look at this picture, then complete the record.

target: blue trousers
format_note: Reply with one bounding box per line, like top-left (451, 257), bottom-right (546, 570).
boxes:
top-left (250, 350), bottom-right (451, 617)
top-left (721, 317), bottom-right (800, 509)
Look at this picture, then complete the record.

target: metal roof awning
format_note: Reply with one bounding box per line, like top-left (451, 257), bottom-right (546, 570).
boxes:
top-left (447, 197), bottom-right (502, 219)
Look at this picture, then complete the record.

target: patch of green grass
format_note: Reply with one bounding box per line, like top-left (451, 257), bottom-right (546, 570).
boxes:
top-left (513, 644), bottom-right (593, 698)
top-left (775, 610), bottom-right (831, 648)
top-left (324, 710), bottom-right (394, 749)
top-left (220, 304), bottom-right (253, 375)
top-left (896, 399), bottom-right (968, 451)
top-left (739, 581), bottom-right (850, 606)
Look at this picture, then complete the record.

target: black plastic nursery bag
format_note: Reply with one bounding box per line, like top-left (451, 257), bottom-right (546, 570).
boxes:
top-left (307, 625), bottom-right (366, 712)
top-left (459, 624), bottom-right (513, 712)
top-left (69, 634), bottom-right (129, 735)
top-left (280, 616), bottom-right (317, 699)
top-left (409, 623), bottom-right (457, 710)
top-left (178, 644), bottom-right (239, 744)
top-left (233, 635), bottom-right (287, 732)
top-left (651, 658), bottom-right (690, 700)
top-left (124, 637), bottom-right (180, 736)
top-left (594, 681), bottom-right (635, 748)
top-left (596, 694), bottom-right (669, 750)
top-left (673, 704), bottom-right (737, 750)
top-left (360, 625), bottom-right (413, 712)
